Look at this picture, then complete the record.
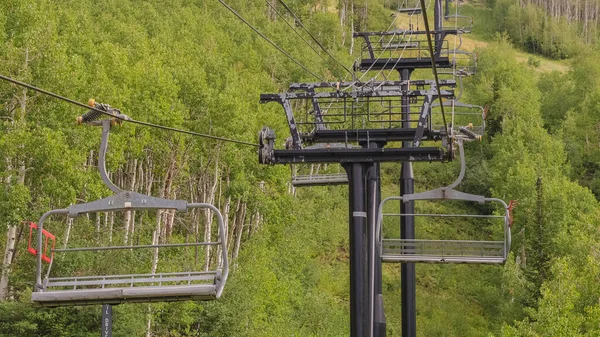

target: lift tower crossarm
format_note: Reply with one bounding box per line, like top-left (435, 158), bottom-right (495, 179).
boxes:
top-left (353, 30), bottom-right (461, 37)
top-left (287, 79), bottom-right (456, 90)
top-left (301, 129), bottom-right (445, 144)
top-left (259, 89), bottom-right (453, 102)
top-left (262, 147), bottom-right (446, 164)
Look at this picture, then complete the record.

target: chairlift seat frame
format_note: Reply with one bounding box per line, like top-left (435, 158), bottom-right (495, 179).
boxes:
top-left (32, 116), bottom-right (229, 307)
top-left (431, 99), bottom-right (485, 137)
top-left (375, 139), bottom-right (511, 264)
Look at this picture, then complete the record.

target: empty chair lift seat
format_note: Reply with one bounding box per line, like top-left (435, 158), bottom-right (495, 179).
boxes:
top-left (377, 195), bottom-right (511, 265)
top-left (31, 107), bottom-right (229, 307)
top-left (376, 138), bottom-right (511, 265)
top-left (30, 199), bottom-right (228, 307)
top-left (292, 173), bottom-right (348, 186)
top-left (381, 238), bottom-right (506, 264)
top-left (32, 271), bottom-right (222, 306)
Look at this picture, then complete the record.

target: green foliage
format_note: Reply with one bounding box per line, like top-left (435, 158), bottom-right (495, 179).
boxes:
top-left (1, 0), bottom-right (600, 336)
top-left (485, 0), bottom-right (583, 59)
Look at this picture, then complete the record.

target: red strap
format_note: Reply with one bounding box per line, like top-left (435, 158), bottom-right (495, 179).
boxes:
top-left (27, 222), bottom-right (56, 264)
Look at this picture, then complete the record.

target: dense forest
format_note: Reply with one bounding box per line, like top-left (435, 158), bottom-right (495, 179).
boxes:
top-left (2, 0), bottom-right (600, 336)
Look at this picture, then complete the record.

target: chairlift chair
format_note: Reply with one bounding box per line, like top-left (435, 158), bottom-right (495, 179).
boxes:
top-left (396, 7), bottom-right (422, 15)
top-left (291, 163), bottom-right (348, 187)
top-left (375, 138), bottom-right (511, 264)
top-left (394, 0), bottom-right (421, 14)
top-left (31, 102), bottom-right (229, 307)
top-left (431, 100), bottom-right (485, 139)
top-left (444, 0), bottom-right (474, 33)
top-left (439, 49), bottom-right (478, 76)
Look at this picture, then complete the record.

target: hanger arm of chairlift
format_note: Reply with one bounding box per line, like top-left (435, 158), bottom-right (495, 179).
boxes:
top-left (374, 137), bottom-right (511, 265)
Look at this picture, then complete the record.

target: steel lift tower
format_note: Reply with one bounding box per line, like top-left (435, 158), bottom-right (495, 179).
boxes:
top-left (258, 79), bottom-right (455, 337)
top-left (352, 1), bottom-right (477, 336)
top-left (258, 1), bottom-right (498, 336)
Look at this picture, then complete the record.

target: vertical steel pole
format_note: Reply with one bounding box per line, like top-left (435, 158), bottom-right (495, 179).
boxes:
top-left (346, 163), bottom-right (367, 337)
top-left (367, 142), bottom-right (386, 337)
top-left (400, 68), bottom-right (416, 337)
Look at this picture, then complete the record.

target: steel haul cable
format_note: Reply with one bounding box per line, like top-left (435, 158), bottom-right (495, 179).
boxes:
top-left (418, 0), bottom-right (449, 134)
top-left (373, 0), bottom-right (434, 91)
top-left (218, 0), bottom-right (327, 82)
top-left (276, 0), bottom-right (353, 76)
top-left (356, 0), bottom-right (424, 83)
top-left (0, 74), bottom-right (260, 147)
top-left (264, 0), bottom-right (329, 65)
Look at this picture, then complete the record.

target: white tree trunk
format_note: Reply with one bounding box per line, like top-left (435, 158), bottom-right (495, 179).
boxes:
top-left (203, 155), bottom-right (219, 271)
top-left (228, 199), bottom-right (241, 260)
top-left (124, 158), bottom-right (138, 244)
top-left (109, 212), bottom-right (114, 243)
top-left (0, 225), bottom-right (17, 300)
top-left (232, 202), bottom-right (247, 262)
top-left (216, 196), bottom-right (231, 268)
top-left (62, 217), bottom-right (73, 250)
top-left (145, 305), bottom-right (153, 337)
top-left (350, 1), bottom-right (355, 55)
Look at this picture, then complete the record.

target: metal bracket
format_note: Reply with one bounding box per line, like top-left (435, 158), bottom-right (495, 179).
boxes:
top-left (412, 94), bottom-right (433, 147)
top-left (308, 87), bottom-right (325, 131)
top-left (68, 191), bottom-right (188, 217)
top-left (258, 127), bottom-right (276, 164)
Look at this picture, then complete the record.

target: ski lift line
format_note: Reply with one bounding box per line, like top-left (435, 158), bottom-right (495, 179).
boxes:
top-left (275, 0), bottom-right (353, 76)
top-left (0, 74), bottom-right (260, 147)
top-left (264, 0), bottom-right (329, 66)
top-left (218, 0), bottom-right (327, 83)
top-left (418, 0), bottom-right (448, 134)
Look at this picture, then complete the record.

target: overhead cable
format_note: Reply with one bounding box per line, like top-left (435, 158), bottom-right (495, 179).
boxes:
top-left (0, 74), bottom-right (260, 147)
top-left (374, 0), bottom-right (434, 88)
top-left (276, 0), bottom-right (354, 76)
top-left (264, 0), bottom-right (328, 65)
top-left (219, 0), bottom-right (327, 82)
top-left (418, 0), bottom-right (449, 134)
